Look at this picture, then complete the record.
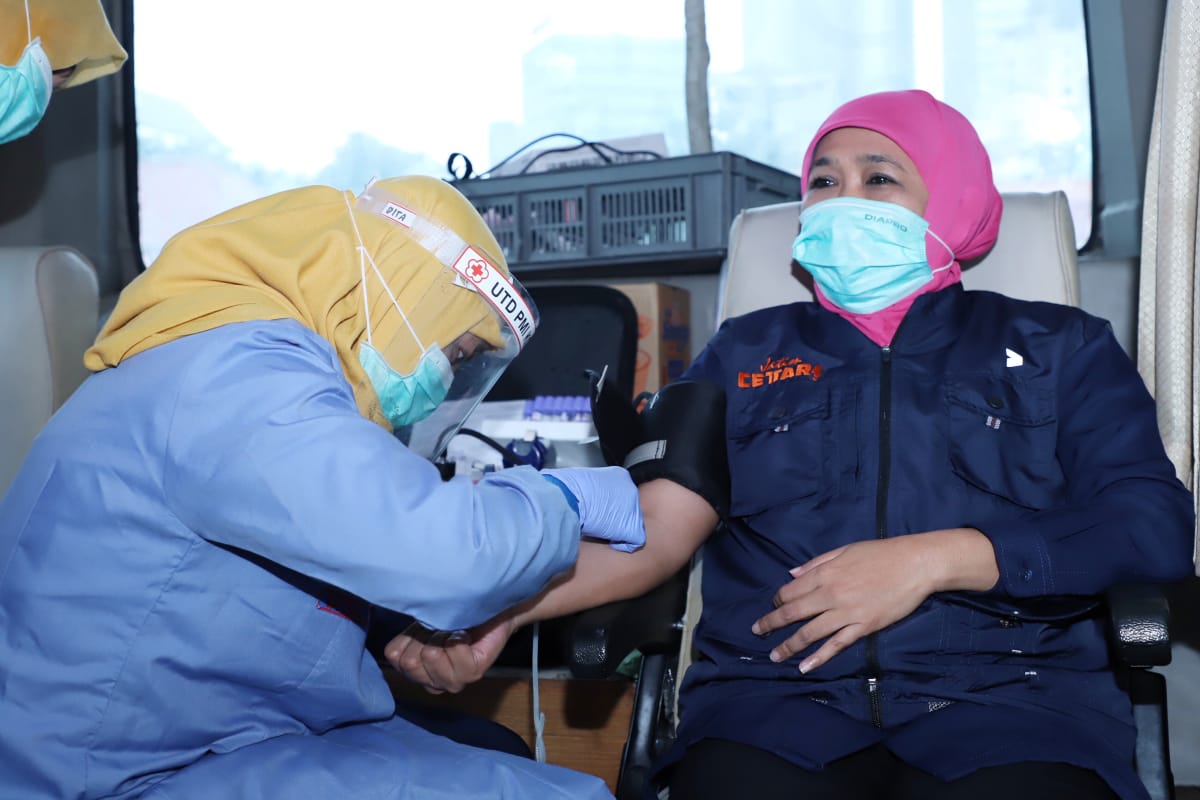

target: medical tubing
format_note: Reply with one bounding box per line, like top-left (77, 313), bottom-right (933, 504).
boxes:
top-left (453, 428), bottom-right (535, 467)
top-left (532, 621), bottom-right (547, 763)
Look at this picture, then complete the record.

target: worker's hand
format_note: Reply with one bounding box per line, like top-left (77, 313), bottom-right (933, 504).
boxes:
top-left (384, 614), bottom-right (515, 695)
top-left (751, 528), bottom-right (998, 673)
top-left (542, 466), bottom-right (646, 552)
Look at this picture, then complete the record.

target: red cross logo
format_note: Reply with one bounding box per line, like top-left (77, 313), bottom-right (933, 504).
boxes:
top-left (466, 259), bottom-right (490, 283)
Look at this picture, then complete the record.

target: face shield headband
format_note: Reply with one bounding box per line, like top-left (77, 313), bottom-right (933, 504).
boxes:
top-left (353, 182), bottom-right (540, 460)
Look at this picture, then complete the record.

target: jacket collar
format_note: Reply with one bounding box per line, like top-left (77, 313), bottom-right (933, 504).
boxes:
top-left (888, 283), bottom-right (971, 355)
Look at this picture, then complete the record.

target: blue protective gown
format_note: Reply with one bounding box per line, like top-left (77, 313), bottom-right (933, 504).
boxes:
top-left (659, 285), bottom-right (1195, 799)
top-left (0, 319), bottom-right (613, 799)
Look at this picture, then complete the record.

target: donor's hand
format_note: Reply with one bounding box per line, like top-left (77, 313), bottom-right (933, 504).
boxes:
top-left (751, 528), bottom-right (998, 673)
top-left (385, 614), bottom-right (516, 695)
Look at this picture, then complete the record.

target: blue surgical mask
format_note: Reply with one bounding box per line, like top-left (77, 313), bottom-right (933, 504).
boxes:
top-left (358, 340), bottom-right (453, 429)
top-left (0, 38), bottom-right (53, 145)
top-left (792, 197), bottom-right (954, 314)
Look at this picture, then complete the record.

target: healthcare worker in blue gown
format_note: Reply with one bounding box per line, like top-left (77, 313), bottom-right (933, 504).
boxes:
top-left (0, 174), bottom-right (645, 799)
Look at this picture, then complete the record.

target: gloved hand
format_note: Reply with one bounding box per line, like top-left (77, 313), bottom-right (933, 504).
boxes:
top-left (542, 467), bottom-right (646, 552)
top-left (591, 373), bottom-right (730, 520)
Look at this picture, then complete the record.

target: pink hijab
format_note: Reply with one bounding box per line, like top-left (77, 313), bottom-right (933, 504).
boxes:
top-left (799, 90), bottom-right (1004, 346)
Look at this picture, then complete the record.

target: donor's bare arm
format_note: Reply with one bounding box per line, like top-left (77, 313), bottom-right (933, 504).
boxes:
top-left (385, 480), bottom-right (716, 694)
top-left (387, 379), bottom-right (728, 693)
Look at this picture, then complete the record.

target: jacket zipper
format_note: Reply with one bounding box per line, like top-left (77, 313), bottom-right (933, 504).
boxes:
top-left (865, 345), bottom-right (892, 729)
top-left (867, 676), bottom-right (883, 729)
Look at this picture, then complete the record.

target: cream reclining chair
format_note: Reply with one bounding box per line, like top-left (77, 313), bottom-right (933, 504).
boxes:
top-left (0, 246), bottom-right (100, 496)
top-left (593, 192), bottom-right (1175, 800)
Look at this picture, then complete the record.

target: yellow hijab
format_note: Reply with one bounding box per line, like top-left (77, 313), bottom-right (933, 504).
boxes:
top-left (86, 176), bottom-right (510, 430)
top-left (0, 0), bottom-right (127, 87)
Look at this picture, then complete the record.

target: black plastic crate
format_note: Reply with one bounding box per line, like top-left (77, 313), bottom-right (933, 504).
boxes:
top-left (453, 151), bottom-right (801, 275)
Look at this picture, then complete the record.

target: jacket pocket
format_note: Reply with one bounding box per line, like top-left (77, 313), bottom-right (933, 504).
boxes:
top-left (945, 373), bottom-right (1063, 510)
top-left (727, 384), bottom-right (830, 517)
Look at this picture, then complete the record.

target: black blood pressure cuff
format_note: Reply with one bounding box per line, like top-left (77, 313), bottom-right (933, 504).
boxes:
top-left (590, 370), bottom-right (645, 469)
top-left (592, 376), bottom-right (730, 518)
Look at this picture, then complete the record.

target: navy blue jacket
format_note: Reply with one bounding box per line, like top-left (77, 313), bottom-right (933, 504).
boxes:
top-left (663, 285), bottom-right (1194, 799)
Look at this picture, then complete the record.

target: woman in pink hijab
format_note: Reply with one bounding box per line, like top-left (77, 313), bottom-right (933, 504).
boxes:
top-left (795, 89), bottom-right (1004, 347)
top-left (384, 90), bottom-right (1192, 800)
top-left (652, 89), bottom-right (1190, 800)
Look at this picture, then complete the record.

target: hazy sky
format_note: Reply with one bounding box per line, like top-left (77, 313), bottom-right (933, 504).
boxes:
top-left (136, 1), bottom-right (745, 173)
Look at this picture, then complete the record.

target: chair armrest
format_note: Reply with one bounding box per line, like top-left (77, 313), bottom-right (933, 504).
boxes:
top-left (564, 569), bottom-right (689, 679)
top-left (1107, 583), bottom-right (1172, 668)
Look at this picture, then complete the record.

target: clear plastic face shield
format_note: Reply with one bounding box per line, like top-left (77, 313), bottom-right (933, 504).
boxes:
top-left (353, 184), bottom-right (539, 461)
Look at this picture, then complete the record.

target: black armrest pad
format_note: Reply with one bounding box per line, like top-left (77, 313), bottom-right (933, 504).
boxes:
top-left (1107, 583), bottom-right (1172, 668)
top-left (564, 569), bottom-right (688, 679)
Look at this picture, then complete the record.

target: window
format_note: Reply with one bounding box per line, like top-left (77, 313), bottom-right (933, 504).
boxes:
top-left (134, 0), bottom-right (1091, 264)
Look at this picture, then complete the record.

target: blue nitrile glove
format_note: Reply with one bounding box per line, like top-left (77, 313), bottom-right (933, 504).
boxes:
top-left (542, 467), bottom-right (646, 553)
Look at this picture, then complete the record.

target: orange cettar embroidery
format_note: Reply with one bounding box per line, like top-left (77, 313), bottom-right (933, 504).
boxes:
top-left (737, 356), bottom-right (824, 388)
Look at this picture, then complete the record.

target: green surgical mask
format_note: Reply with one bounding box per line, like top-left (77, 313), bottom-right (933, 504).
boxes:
top-left (358, 340), bottom-right (452, 429)
top-left (0, 37), bottom-right (52, 146)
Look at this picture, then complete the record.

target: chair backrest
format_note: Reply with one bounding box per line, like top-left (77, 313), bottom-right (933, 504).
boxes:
top-left (676, 191), bottom-right (1081, 689)
top-left (486, 283), bottom-right (640, 402)
top-left (0, 246), bottom-right (100, 496)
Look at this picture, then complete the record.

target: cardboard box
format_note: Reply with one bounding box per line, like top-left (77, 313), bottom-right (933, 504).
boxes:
top-left (607, 282), bottom-right (691, 398)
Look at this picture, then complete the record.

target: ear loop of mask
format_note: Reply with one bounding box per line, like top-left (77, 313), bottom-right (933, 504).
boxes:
top-left (24, 0), bottom-right (32, 44)
top-left (343, 194), bottom-right (430, 356)
top-left (928, 228), bottom-right (956, 273)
